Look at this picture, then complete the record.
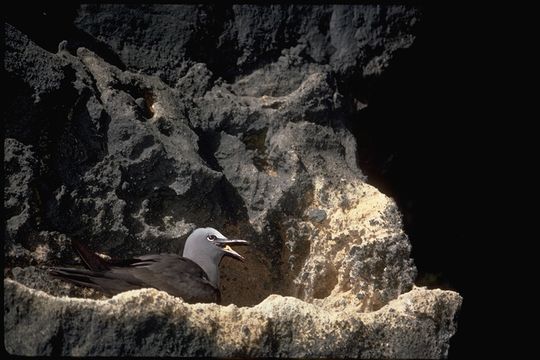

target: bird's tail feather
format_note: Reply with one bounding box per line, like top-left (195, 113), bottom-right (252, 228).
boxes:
top-left (71, 239), bottom-right (110, 272)
top-left (49, 267), bottom-right (104, 291)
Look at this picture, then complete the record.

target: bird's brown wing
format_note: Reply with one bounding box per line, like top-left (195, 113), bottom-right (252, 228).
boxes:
top-left (110, 254), bottom-right (220, 303)
top-left (50, 254), bottom-right (220, 304)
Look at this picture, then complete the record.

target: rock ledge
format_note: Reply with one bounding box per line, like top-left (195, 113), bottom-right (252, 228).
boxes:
top-left (4, 279), bottom-right (461, 357)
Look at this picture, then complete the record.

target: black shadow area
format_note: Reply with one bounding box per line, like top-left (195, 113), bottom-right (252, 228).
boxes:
top-left (344, 4), bottom-right (482, 358)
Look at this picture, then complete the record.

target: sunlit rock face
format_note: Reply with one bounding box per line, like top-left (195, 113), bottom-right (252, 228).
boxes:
top-left (4, 5), bottom-right (461, 357)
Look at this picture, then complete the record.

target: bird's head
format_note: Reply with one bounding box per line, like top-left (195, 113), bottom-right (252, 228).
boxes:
top-left (183, 227), bottom-right (249, 264)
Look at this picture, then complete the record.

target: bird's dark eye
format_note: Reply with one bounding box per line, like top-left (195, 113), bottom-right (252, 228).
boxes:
top-left (207, 234), bottom-right (217, 241)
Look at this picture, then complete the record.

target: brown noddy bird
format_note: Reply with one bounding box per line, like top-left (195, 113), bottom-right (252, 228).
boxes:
top-left (49, 228), bottom-right (249, 304)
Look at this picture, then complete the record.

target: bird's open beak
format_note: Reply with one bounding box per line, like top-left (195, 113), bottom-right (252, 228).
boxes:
top-left (214, 238), bottom-right (249, 262)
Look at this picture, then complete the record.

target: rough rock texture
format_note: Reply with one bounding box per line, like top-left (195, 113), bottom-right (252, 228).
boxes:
top-left (73, 5), bottom-right (418, 86)
top-left (4, 280), bottom-right (461, 357)
top-left (4, 5), bottom-right (461, 357)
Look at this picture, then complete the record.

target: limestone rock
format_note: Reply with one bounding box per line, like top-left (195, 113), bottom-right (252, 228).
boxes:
top-left (73, 5), bottom-right (418, 85)
top-left (4, 280), bottom-right (461, 357)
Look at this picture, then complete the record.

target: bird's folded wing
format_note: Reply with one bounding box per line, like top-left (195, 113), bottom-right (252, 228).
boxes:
top-left (51, 254), bottom-right (220, 303)
top-left (111, 254), bottom-right (219, 303)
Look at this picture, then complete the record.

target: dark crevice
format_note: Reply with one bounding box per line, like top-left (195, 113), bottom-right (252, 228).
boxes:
top-left (49, 323), bottom-right (65, 356)
top-left (193, 128), bottom-right (223, 172)
top-left (317, 10), bottom-right (332, 35)
top-left (5, 4), bottom-right (126, 70)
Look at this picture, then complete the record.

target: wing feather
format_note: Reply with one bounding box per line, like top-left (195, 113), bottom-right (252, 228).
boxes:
top-left (50, 254), bottom-right (220, 303)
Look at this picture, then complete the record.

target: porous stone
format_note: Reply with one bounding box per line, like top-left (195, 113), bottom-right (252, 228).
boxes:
top-left (4, 280), bottom-right (461, 357)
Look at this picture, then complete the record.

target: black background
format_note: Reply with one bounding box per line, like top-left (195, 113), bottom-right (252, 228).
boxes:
top-left (352, 4), bottom-right (491, 358)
